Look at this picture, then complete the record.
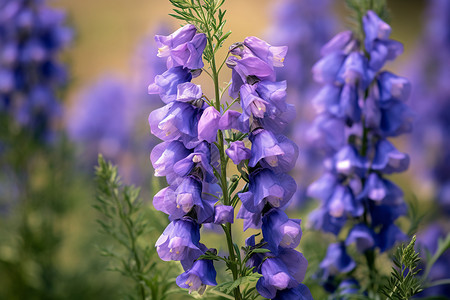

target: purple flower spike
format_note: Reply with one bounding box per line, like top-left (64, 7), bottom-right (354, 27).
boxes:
top-left (249, 130), bottom-right (298, 173)
top-left (198, 106), bottom-right (221, 143)
top-left (345, 224), bottom-right (376, 253)
top-left (312, 52), bottom-right (346, 84)
top-left (176, 82), bottom-right (202, 102)
top-left (320, 30), bottom-right (355, 56)
top-left (176, 259), bottom-right (217, 295)
top-left (239, 169), bottom-right (296, 214)
top-left (371, 139), bottom-right (410, 174)
top-left (214, 205), bottom-right (234, 224)
top-left (155, 219), bottom-right (202, 269)
top-left (226, 141), bottom-right (250, 165)
top-left (337, 52), bottom-right (370, 87)
top-left (332, 145), bottom-right (365, 176)
top-left (155, 24), bottom-right (207, 70)
top-left (319, 242), bottom-right (356, 277)
top-left (262, 209), bottom-right (302, 254)
top-left (256, 258), bottom-right (299, 299)
top-left (148, 66), bottom-right (193, 103)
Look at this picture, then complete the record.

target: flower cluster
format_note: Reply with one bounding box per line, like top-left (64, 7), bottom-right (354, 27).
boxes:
top-left (307, 10), bottom-right (412, 289)
top-left (408, 0), bottom-right (450, 211)
top-left (148, 24), bottom-right (219, 294)
top-left (407, 0), bottom-right (450, 296)
top-left (148, 21), bottom-right (311, 298)
top-left (0, 0), bottom-right (72, 141)
top-left (226, 37), bottom-right (311, 299)
top-left (267, 0), bottom-right (336, 206)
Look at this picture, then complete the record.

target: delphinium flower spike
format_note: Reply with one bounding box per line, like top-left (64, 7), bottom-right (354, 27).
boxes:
top-left (0, 0), bottom-right (72, 142)
top-left (307, 4), bottom-right (413, 295)
top-left (148, 1), bottom-right (311, 299)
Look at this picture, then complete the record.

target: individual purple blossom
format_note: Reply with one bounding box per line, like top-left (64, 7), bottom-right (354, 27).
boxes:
top-left (239, 169), bottom-right (296, 215)
top-left (151, 140), bottom-right (192, 184)
top-left (319, 243), bottom-right (356, 279)
top-left (155, 218), bottom-right (203, 269)
top-left (148, 66), bottom-right (193, 103)
top-left (256, 258), bottom-right (300, 299)
top-left (345, 224), bottom-right (376, 253)
top-left (213, 205), bottom-right (234, 224)
top-left (155, 24), bottom-right (207, 70)
top-left (249, 129), bottom-right (298, 173)
top-left (197, 106), bottom-right (221, 143)
top-left (261, 209), bottom-right (302, 254)
top-left (153, 176), bottom-right (215, 223)
top-left (176, 82), bottom-right (202, 102)
top-left (176, 258), bottom-right (217, 294)
top-left (225, 141), bottom-right (250, 165)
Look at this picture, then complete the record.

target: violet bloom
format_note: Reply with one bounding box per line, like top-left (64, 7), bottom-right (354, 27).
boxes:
top-left (371, 139), bottom-right (410, 174)
top-left (172, 141), bottom-right (218, 183)
top-left (151, 140), bottom-right (191, 184)
top-left (176, 82), bottom-right (202, 102)
top-left (155, 24), bottom-right (206, 70)
top-left (239, 168), bottom-right (296, 214)
top-left (155, 218), bottom-right (203, 269)
top-left (249, 129), bottom-right (298, 173)
top-left (256, 258), bottom-right (301, 299)
top-left (319, 243), bottom-right (356, 278)
top-left (148, 66), bottom-right (193, 103)
top-left (153, 176), bottom-right (215, 223)
top-left (262, 209), bottom-right (302, 254)
top-left (345, 224), bottom-right (376, 253)
top-left (225, 141), bottom-right (250, 165)
top-left (197, 106), bottom-right (221, 143)
top-left (148, 100), bottom-right (202, 148)
top-left (213, 205), bottom-right (234, 224)
top-left (176, 259), bottom-right (217, 294)
top-left (272, 284), bottom-right (313, 300)
top-left (363, 11), bottom-right (403, 71)
top-left (219, 109), bottom-right (248, 132)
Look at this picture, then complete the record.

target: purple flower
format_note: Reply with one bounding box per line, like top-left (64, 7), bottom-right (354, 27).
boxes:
top-left (197, 106), bottom-right (221, 143)
top-left (155, 24), bottom-right (206, 70)
top-left (151, 140), bottom-right (191, 184)
top-left (219, 109), bottom-right (248, 132)
top-left (148, 66), bottom-right (193, 103)
top-left (155, 219), bottom-right (203, 269)
top-left (319, 243), bottom-right (356, 278)
top-left (239, 169), bottom-right (296, 214)
top-left (172, 141), bottom-right (218, 183)
top-left (345, 224), bottom-right (376, 253)
top-left (225, 141), bottom-right (250, 165)
top-left (249, 129), bottom-right (298, 173)
top-left (358, 173), bottom-right (403, 204)
top-left (273, 284), bottom-right (313, 300)
top-left (213, 205), bottom-right (234, 224)
top-left (176, 82), bottom-right (202, 102)
top-left (176, 259), bottom-right (217, 294)
top-left (243, 36), bottom-right (288, 68)
top-left (262, 209), bottom-right (302, 254)
top-left (256, 257), bottom-right (302, 299)
top-left (363, 10), bottom-right (403, 71)
top-left (148, 101), bottom-right (202, 148)
top-left (371, 139), bottom-right (410, 174)
top-left (153, 176), bottom-right (215, 223)
top-left (377, 223), bottom-right (407, 253)
top-left (236, 204), bottom-right (262, 231)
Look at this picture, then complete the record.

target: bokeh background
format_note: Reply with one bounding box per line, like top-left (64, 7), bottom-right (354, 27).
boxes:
top-left (4, 0), bottom-right (450, 299)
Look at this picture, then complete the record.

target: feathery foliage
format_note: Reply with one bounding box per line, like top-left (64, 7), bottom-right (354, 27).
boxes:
top-left (381, 236), bottom-right (422, 300)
